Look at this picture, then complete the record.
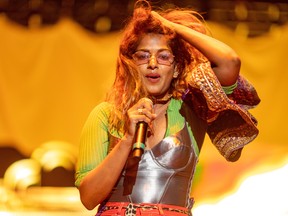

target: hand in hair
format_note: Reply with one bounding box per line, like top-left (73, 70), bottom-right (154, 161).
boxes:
top-left (151, 11), bottom-right (175, 30)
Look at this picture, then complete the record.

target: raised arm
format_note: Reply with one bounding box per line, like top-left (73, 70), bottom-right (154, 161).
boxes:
top-left (152, 11), bottom-right (241, 86)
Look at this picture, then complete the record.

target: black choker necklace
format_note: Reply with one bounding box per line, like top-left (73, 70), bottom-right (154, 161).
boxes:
top-left (150, 94), bottom-right (172, 104)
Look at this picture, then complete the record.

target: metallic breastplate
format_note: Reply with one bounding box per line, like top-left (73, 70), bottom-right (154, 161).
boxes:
top-left (107, 124), bottom-right (198, 208)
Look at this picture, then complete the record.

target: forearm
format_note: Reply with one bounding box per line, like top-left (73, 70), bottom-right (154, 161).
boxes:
top-left (173, 23), bottom-right (241, 86)
top-left (78, 135), bottom-right (133, 210)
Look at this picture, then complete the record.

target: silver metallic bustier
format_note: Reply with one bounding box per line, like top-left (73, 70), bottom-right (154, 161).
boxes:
top-left (106, 124), bottom-right (198, 209)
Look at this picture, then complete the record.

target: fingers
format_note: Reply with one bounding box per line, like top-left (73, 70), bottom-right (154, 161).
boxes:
top-left (129, 98), bottom-right (155, 123)
top-left (151, 11), bottom-right (175, 30)
top-left (151, 11), bottom-right (165, 23)
top-left (139, 97), bottom-right (153, 107)
top-left (127, 98), bottom-right (156, 134)
top-left (135, 98), bottom-right (155, 121)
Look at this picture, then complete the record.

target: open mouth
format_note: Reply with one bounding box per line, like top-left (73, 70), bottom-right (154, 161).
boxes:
top-left (146, 74), bottom-right (160, 79)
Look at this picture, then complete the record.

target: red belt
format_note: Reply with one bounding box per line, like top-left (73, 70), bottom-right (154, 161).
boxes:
top-left (96, 202), bottom-right (190, 215)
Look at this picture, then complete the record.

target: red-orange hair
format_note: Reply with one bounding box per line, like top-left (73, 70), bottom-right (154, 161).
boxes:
top-left (106, 0), bottom-right (208, 133)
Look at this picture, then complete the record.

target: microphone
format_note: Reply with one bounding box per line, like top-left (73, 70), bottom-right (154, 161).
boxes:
top-left (132, 98), bottom-right (153, 159)
top-left (132, 121), bottom-right (148, 158)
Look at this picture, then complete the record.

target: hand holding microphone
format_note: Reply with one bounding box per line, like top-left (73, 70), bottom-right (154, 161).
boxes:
top-left (131, 98), bottom-right (154, 158)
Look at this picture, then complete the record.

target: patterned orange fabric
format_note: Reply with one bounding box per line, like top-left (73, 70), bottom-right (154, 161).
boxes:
top-left (183, 61), bottom-right (260, 161)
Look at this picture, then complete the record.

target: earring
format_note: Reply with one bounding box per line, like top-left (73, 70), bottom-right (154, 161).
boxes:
top-left (173, 70), bottom-right (179, 78)
top-left (173, 65), bottom-right (179, 78)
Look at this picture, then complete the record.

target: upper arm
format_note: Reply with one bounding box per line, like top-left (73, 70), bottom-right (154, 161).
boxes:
top-left (75, 103), bottom-right (110, 187)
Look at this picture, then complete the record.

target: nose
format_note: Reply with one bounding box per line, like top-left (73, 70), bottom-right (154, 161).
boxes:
top-left (147, 55), bottom-right (158, 69)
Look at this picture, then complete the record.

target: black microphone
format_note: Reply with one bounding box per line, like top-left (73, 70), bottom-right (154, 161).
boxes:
top-left (132, 121), bottom-right (148, 158)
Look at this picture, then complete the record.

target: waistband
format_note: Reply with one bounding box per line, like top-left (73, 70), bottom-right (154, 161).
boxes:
top-left (97, 202), bottom-right (190, 216)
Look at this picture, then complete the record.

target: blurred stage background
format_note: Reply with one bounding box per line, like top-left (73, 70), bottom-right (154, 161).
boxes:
top-left (0, 0), bottom-right (288, 215)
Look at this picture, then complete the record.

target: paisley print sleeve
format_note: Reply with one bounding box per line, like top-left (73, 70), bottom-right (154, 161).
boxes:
top-left (182, 61), bottom-right (260, 161)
